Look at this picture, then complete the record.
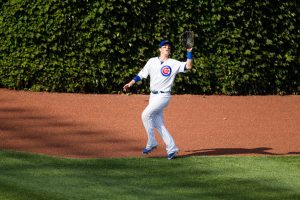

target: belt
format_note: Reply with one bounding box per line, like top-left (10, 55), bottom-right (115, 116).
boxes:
top-left (151, 91), bottom-right (170, 94)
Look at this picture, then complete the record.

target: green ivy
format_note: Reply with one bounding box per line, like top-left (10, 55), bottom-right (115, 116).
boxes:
top-left (0, 0), bottom-right (299, 94)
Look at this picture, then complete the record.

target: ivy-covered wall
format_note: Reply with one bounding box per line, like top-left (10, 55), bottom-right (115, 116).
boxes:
top-left (0, 0), bottom-right (298, 94)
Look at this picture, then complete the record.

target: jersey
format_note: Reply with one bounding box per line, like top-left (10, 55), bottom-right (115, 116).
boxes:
top-left (137, 57), bottom-right (187, 92)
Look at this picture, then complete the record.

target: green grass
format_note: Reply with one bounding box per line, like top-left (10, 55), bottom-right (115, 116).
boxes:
top-left (0, 150), bottom-right (299, 200)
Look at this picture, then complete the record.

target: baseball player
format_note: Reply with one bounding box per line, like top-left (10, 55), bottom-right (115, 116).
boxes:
top-left (123, 40), bottom-right (193, 159)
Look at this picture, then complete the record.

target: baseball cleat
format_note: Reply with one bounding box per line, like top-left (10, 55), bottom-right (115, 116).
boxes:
top-left (167, 151), bottom-right (178, 160)
top-left (142, 145), bottom-right (158, 154)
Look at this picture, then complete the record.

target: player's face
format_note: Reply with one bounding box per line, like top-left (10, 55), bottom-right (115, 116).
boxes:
top-left (160, 44), bottom-right (171, 57)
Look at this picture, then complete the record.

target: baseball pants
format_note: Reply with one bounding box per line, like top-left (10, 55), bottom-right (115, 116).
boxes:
top-left (141, 93), bottom-right (178, 154)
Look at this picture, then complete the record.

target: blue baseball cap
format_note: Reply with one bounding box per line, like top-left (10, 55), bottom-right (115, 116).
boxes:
top-left (159, 40), bottom-right (172, 47)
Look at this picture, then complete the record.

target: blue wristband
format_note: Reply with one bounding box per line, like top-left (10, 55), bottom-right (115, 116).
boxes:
top-left (187, 51), bottom-right (193, 59)
top-left (133, 75), bottom-right (141, 83)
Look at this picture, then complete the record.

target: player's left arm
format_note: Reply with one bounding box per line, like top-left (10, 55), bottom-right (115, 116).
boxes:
top-left (185, 48), bottom-right (193, 70)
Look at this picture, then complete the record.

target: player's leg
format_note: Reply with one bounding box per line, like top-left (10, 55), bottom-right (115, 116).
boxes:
top-left (153, 110), bottom-right (179, 154)
top-left (141, 95), bottom-right (159, 149)
top-left (141, 93), bottom-right (170, 150)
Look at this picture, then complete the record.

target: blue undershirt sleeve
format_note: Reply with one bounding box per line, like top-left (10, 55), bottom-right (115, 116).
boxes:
top-left (133, 75), bottom-right (141, 83)
top-left (187, 51), bottom-right (193, 59)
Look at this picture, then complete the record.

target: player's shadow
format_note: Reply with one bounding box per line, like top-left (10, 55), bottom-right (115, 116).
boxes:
top-left (181, 147), bottom-right (282, 157)
top-left (287, 152), bottom-right (300, 155)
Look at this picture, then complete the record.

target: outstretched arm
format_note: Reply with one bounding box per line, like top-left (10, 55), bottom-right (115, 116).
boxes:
top-left (186, 48), bottom-right (193, 70)
top-left (123, 80), bottom-right (135, 92)
top-left (123, 75), bottom-right (141, 92)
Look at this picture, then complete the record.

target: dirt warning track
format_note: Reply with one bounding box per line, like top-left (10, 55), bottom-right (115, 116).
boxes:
top-left (0, 89), bottom-right (299, 158)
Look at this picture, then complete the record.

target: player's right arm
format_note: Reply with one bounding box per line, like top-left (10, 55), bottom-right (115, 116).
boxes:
top-left (123, 59), bottom-right (151, 92)
top-left (123, 76), bottom-right (140, 92)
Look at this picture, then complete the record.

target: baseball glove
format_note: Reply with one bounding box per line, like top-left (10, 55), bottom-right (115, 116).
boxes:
top-left (181, 30), bottom-right (194, 49)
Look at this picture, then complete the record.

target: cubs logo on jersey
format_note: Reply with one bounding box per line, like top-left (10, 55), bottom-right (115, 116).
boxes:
top-left (161, 65), bottom-right (172, 77)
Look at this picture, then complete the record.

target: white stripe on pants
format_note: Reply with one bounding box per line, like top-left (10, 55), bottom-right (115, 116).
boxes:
top-left (141, 93), bottom-right (178, 154)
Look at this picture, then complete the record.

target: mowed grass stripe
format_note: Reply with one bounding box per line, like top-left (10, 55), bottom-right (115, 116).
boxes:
top-left (0, 150), bottom-right (299, 200)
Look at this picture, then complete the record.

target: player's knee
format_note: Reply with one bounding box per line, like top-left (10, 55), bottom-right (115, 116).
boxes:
top-left (141, 111), bottom-right (147, 121)
top-left (142, 110), bottom-right (150, 121)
